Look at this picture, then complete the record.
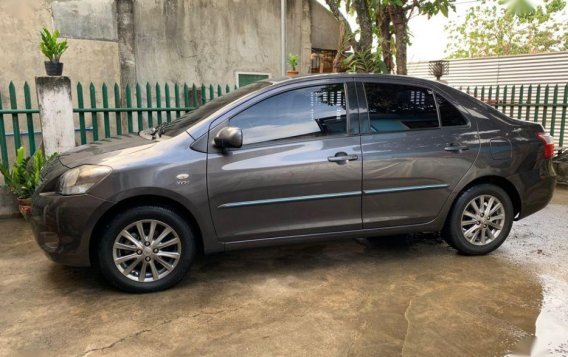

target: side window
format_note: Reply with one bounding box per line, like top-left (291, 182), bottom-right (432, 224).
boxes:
top-left (230, 84), bottom-right (347, 145)
top-left (435, 93), bottom-right (468, 127)
top-left (364, 83), bottom-right (439, 132)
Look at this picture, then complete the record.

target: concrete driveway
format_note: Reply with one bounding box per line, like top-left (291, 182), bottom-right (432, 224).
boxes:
top-left (1, 190), bottom-right (567, 356)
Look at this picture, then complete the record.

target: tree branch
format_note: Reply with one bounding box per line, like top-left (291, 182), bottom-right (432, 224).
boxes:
top-left (324, 0), bottom-right (359, 50)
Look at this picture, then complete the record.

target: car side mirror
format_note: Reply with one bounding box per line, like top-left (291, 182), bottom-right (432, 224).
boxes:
top-left (214, 126), bottom-right (243, 150)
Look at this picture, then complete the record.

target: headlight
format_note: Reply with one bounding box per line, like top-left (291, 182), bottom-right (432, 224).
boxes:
top-left (58, 165), bottom-right (112, 195)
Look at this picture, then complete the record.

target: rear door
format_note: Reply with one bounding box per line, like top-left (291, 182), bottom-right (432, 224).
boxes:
top-left (207, 80), bottom-right (363, 242)
top-left (359, 80), bottom-right (480, 228)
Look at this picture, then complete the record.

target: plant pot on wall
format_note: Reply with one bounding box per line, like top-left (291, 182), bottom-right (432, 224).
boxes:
top-left (40, 27), bottom-right (68, 77)
top-left (17, 198), bottom-right (32, 218)
top-left (44, 61), bottom-right (63, 76)
top-left (287, 53), bottom-right (299, 78)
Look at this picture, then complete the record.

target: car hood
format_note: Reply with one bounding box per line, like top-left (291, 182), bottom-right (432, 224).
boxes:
top-left (37, 133), bottom-right (194, 194)
top-left (58, 134), bottom-right (156, 168)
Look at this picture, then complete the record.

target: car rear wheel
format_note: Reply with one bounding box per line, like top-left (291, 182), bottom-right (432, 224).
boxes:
top-left (97, 205), bottom-right (194, 293)
top-left (444, 184), bottom-right (514, 255)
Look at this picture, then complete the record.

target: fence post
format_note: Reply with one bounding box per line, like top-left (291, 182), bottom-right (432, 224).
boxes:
top-left (542, 85), bottom-right (550, 127)
top-left (35, 76), bottom-right (75, 156)
top-left (559, 84), bottom-right (568, 147)
top-left (24, 82), bottom-right (36, 154)
top-left (9, 82), bottom-right (21, 153)
top-left (550, 85), bottom-right (559, 137)
top-left (533, 85), bottom-right (541, 123)
top-left (0, 94), bottom-right (8, 168)
top-left (76, 82), bottom-right (87, 145)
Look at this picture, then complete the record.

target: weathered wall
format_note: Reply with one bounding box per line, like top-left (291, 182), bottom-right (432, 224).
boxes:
top-left (133, 0), bottom-right (309, 85)
top-left (0, 0), bottom-right (337, 92)
top-left (310, 0), bottom-right (339, 50)
top-left (0, 187), bottom-right (18, 218)
top-left (52, 0), bottom-right (118, 41)
top-left (0, 0), bottom-right (121, 93)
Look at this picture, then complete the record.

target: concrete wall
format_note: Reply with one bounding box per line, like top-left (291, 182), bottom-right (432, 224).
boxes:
top-left (0, 0), bottom-right (121, 94)
top-left (132, 0), bottom-right (311, 85)
top-left (0, 0), bottom-right (337, 91)
top-left (52, 0), bottom-right (118, 41)
top-left (0, 187), bottom-right (18, 218)
top-left (310, 0), bottom-right (339, 50)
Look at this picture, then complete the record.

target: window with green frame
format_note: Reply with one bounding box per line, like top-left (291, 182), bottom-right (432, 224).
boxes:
top-left (237, 73), bottom-right (270, 87)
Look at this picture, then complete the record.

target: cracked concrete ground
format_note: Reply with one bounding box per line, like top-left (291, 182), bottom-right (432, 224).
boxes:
top-left (1, 189), bottom-right (568, 356)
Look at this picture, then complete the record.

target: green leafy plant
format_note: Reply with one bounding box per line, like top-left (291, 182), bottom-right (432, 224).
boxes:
top-left (288, 53), bottom-right (299, 71)
top-left (343, 49), bottom-right (387, 74)
top-left (445, 0), bottom-right (566, 58)
top-left (40, 28), bottom-right (69, 63)
top-left (0, 147), bottom-right (55, 199)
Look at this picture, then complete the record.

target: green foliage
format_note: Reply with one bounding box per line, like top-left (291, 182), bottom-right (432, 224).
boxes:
top-left (287, 53), bottom-right (299, 71)
top-left (0, 147), bottom-right (56, 199)
top-left (417, 0), bottom-right (456, 18)
top-left (40, 28), bottom-right (69, 63)
top-left (343, 49), bottom-right (387, 73)
top-left (326, 0), bottom-right (456, 75)
top-left (500, 0), bottom-right (535, 16)
top-left (446, 0), bottom-right (567, 58)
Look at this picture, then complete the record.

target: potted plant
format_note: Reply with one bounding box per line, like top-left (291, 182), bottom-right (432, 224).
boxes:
top-left (287, 53), bottom-right (299, 77)
top-left (40, 28), bottom-right (69, 76)
top-left (0, 147), bottom-right (51, 218)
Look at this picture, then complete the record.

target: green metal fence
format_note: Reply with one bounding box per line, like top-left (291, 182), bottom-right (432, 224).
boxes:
top-left (1, 81), bottom-right (567, 169)
top-left (458, 84), bottom-right (568, 147)
top-left (0, 81), bottom-right (236, 168)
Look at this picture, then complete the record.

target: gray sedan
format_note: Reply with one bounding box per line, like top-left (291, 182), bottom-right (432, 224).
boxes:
top-left (31, 74), bottom-right (556, 292)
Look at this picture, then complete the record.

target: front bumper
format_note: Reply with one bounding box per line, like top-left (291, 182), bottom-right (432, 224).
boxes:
top-left (30, 192), bottom-right (112, 267)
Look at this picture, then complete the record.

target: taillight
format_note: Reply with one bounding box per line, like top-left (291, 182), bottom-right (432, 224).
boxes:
top-left (537, 132), bottom-right (555, 159)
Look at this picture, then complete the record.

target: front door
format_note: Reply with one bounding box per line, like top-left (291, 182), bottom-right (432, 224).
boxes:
top-left (359, 81), bottom-right (480, 228)
top-left (207, 81), bottom-right (362, 242)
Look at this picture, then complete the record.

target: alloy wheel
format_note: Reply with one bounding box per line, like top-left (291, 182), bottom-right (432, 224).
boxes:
top-left (112, 219), bottom-right (182, 282)
top-left (461, 194), bottom-right (506, 246)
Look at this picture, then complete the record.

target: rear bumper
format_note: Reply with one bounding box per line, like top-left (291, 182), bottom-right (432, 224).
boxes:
top-left (30, 192), bottom-right (112, 267)
top-left (515, 162), bottom-right (556, 220)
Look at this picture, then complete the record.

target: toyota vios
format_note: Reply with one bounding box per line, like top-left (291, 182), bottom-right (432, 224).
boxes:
top-left (31, 74), bottom-right (556, 292)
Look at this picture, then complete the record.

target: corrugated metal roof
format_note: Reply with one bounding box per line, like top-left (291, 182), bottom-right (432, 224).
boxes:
top-left (408, 51), bottom-right (568, 86)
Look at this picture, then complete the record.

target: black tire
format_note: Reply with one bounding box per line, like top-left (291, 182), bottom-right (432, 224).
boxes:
top-left (97, 205), bottom-right (195, 293)
top-left (443, 184), bottom-right (514, 255)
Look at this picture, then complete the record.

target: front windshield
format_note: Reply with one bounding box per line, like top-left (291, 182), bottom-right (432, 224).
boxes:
top-left (155, 81), bottom-right (272, 137)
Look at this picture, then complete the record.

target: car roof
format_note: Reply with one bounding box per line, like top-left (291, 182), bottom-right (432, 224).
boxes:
top-left (267, 73), bottom-right (442, 86)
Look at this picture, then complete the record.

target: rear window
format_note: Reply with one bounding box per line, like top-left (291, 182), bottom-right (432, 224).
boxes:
top-left (436, 93), bottom-right (468, 127)
top-left (364, 83), bottom-right (439, 132)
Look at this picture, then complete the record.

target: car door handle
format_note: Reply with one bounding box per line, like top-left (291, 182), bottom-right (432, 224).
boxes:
top-left (444, 143), bottom-right (469, 152)
top-left (328, 152), bottom-right (359, 163)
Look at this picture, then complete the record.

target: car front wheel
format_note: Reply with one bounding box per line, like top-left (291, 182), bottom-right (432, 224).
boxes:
top-left (97, 205), bottom-right (195, 293)
top-left (444, 184), bottom-right (514, 255)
